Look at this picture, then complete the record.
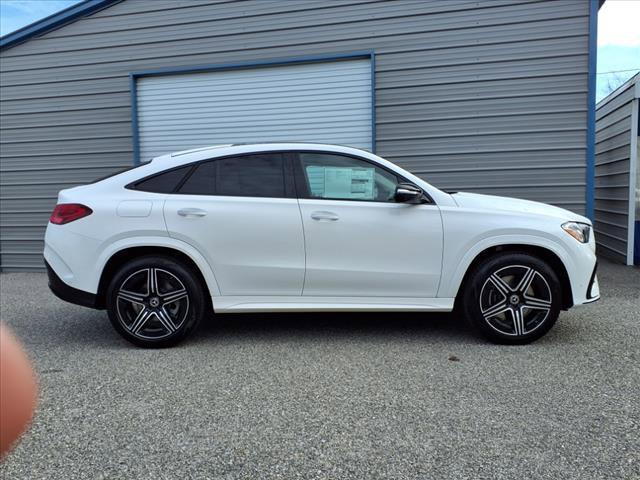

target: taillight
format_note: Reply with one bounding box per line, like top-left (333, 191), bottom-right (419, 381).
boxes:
top-left (49, 204), bottom-right (93, 225)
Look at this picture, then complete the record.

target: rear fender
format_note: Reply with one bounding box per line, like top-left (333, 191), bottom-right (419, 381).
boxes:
top-left (94, 236), bottom-right (221, 297)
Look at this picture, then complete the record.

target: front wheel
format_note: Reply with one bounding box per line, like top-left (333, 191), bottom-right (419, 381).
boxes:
top-left (106, 256), bottom-right (206, 348)
top-left (462, 253), bottom-right (562, 344)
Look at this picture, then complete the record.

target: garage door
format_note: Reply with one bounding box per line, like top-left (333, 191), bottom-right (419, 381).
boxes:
top-left (135, 58), bottom-right (373, 161)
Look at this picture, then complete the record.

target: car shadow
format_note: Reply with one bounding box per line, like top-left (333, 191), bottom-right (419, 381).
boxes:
top-left (189, 310), bottom-right (483, 346)
top-left (58, 308), bottom-right (483, 349)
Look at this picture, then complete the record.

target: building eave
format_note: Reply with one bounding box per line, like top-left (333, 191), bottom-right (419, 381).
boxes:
top-left (0, 0), bottom-right (121, 51)
top-left (596, 72), bottom-right (640, 110)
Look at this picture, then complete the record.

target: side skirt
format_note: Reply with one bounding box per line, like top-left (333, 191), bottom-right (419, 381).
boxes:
top-left (212, 296), bottom-right (455, 313)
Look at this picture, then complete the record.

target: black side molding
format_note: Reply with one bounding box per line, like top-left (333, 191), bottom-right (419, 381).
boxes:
top-left (45, 260), bottom-right (101, 309)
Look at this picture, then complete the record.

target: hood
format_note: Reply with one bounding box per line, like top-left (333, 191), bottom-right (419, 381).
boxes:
top-left (451, 192), bottom-right (591, 224)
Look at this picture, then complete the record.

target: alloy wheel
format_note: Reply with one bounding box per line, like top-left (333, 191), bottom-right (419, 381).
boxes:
top-left (115, 268), bottom-right (190, 340)
top-left (479, 265), bottom-right (553, 337)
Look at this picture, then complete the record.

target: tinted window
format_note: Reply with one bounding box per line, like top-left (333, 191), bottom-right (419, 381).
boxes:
top-left (134, 165), bottom-right (192, 193)
top-left (179, 161), bottom-right (216, 195)
top-left (217, 154), bottom-right (285, 197)
top-left (298, 153), bottom-right (399, 202)
top-left (177, 153), bottom-right (286, 197)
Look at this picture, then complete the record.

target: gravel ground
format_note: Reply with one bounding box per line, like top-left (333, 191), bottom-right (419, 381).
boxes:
top-left (0, 260), bottom-right (638, 479)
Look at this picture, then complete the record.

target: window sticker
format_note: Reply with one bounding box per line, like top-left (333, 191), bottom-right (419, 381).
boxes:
top-left (306, 166), bottom-right (376, 200)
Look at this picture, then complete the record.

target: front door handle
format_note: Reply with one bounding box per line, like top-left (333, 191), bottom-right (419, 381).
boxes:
top-left (310, 211), bottom-right (339, 222)
top-left (177, 208), bottom-right (207, 217)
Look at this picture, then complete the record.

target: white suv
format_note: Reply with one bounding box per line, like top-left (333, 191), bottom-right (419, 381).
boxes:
top-left (44, 143), bottom-right (599, 347)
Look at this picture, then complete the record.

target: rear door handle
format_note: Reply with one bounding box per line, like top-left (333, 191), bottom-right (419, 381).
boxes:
top-left (310, 211), bottom-right (339, 222)
top-left (177, 208), bottom-right (207, 217)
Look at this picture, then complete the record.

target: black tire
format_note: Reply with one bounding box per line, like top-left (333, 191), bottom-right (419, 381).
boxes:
top-left (462, 252), bottom-right (561, 344)
top-left (106, 255), bottom-right (206, 348)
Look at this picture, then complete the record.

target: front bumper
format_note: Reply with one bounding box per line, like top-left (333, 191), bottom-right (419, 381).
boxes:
top-left (46, 260), bottom-right (100, 309)
top-left (584, 262), bottom-right (600, 303)
top-left (563, 223), bottom-right (601, 306)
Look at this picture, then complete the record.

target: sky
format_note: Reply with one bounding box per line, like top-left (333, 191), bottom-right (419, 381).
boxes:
top-left (0, 0), bottom-right (638, 101)
top-left (596, 0), bottom-right (640, 101)
top-left (0, 0), bottom-right (81, 35)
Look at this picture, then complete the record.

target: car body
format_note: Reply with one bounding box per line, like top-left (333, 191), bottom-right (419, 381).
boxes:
top-left (44, 143), bottom-right (599, 347)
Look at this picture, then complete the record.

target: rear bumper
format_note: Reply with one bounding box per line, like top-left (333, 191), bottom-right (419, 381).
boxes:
top-left (46, 260), bottom-right (100, 309)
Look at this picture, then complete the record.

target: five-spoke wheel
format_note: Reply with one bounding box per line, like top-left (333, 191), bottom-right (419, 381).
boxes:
top-left (116, 267), bottom-right (190, 340)
top-left (480, 265), bottom-right (552, 337)
top-left (463, 253), bottom-right (561, 344)
top-left (106, 256), bottom-right (206, 347)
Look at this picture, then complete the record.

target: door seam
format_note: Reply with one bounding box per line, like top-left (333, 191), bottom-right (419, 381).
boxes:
top-left (296, 198), bottom-right (308, 296)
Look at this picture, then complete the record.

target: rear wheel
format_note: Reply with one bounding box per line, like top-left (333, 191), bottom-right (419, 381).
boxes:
top-left (106, 256), bottom-right (206, 348)
top-left (462, 253), bottom-right (561, 344)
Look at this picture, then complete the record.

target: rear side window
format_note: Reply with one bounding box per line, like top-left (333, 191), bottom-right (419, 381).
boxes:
top-left (133, 165), bottom-right (192, 193)
top-left (178, 153), bottom-right (286, 198)
top-left (179, 161), bottom-right (216, 195)
top-left (217, 154), bottom-right (285, 197)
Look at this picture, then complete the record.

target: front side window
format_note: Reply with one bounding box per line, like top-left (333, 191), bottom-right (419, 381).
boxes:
top-left (298, 153), bottom-right (399, 202)
top-left (178, 153), bottom-right (286, 198)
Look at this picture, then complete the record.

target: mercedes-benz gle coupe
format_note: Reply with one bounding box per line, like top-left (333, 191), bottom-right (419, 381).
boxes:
top-left (45, 143), bottom-right (599, 347)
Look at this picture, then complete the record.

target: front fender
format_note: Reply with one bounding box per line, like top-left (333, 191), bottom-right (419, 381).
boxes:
top-left (438, 233), bottom-right (576, 299)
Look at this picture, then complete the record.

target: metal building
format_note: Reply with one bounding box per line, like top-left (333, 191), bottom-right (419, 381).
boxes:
top-left (594, 73), bottom-right (639, 265)
top-left (1, 0), bottom-right (600, 271)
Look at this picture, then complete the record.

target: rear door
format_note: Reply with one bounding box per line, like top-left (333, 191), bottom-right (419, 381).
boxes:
top-left (163, 152), bottom-right (305, 296)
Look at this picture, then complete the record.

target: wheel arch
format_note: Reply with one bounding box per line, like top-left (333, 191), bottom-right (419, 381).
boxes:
top-left (452, 244), bottom-right (574, 311)
top-left (95, 242), bottom-right (218, 309)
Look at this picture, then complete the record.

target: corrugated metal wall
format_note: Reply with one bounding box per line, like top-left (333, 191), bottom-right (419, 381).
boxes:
top-left (594, 76), bottom-right (638, 264)
top-left (136, 59), bottom-right (373, 159)
top-left (0, 0), bottom-right (592, 270)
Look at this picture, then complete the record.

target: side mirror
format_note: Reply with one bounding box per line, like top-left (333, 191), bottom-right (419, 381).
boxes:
top-left (394, 183), bottom-right (424, 204)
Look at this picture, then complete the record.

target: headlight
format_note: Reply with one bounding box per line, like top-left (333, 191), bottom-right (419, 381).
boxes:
top-left (561, 222), bottom-right (591, 243)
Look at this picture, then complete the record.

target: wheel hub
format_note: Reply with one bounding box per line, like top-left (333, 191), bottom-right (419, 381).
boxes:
top-left (509, 294), bottom-right (520, 305)
top-left (149, 297), bottom-right (160, 308)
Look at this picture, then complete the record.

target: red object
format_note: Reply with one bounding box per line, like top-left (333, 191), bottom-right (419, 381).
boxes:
top-left (49, 204), bottom-right (93, 225)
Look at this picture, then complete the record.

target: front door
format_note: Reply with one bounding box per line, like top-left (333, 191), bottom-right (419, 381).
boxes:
top-left (295, 152), bottom-right (443, 297)
top-left (164, 152), bottom-right (305, 296)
